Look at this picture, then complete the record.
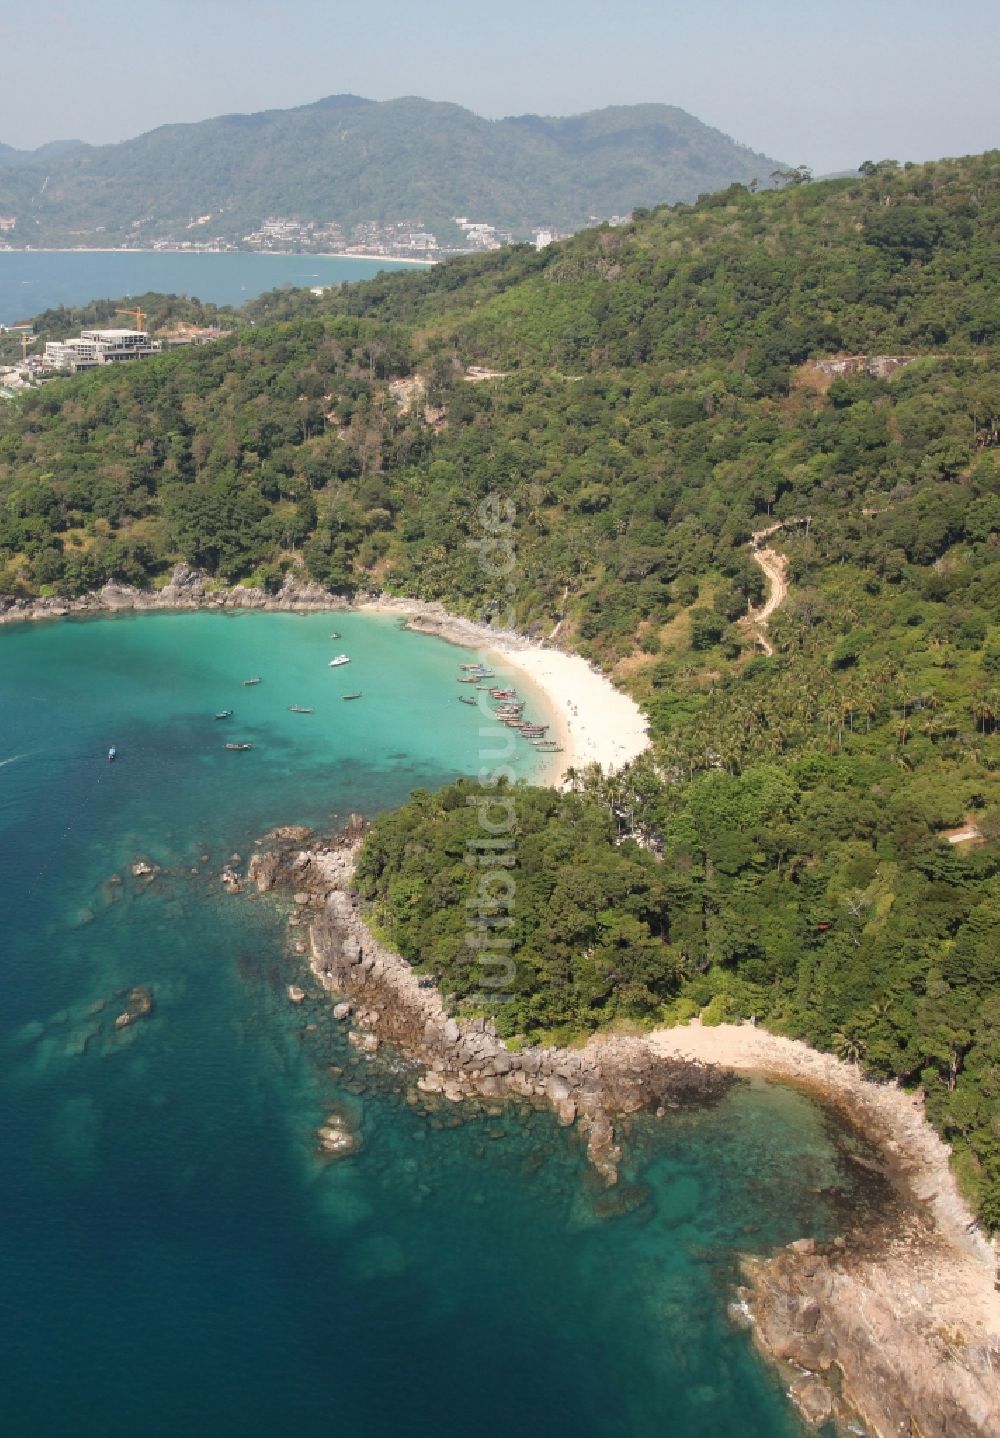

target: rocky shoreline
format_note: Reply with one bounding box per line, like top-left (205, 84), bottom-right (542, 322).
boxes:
top-left (648, 1026), bottom-right (1000, 1433)
top-left (0, 565), bottom-right (541, 639)
top-left (0, 564), bottom-right (357, 625)
top-left (738, 1227), bottom-right (999, 1436)
top-left (236, 820), bottom-right (999, 1437)
top-left (244, 820), bottom-right (733, 1185)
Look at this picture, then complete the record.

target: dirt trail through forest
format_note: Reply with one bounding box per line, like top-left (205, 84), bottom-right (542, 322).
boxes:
top-left (744, 521), bottom-right (797, 655)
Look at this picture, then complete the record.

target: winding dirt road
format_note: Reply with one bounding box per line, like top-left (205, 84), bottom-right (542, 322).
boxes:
top-left (744, 525), bottom-right (795, 655)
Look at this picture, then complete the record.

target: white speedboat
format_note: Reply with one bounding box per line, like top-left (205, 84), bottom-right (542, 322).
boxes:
top-left (329, 654), bottom-right (351, 668)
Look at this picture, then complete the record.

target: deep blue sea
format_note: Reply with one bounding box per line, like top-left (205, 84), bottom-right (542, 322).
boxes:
top-left (0, 611), bottom-right (874, 1436)
top-left (0, 250), bottom-right (418, 324)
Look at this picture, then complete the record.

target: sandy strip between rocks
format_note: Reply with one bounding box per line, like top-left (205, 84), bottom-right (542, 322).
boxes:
top-left (648, 1019), bottom-right (1000, 1338)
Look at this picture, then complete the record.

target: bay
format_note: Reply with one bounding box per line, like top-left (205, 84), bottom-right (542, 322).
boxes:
top-left (0, 250), bottom-right (421, 324)
top-left (0, 611), bottom-right (870, 1436)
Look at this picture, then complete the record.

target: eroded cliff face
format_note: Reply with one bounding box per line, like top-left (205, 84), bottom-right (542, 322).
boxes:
top-left (739, 1230), bottom-right (1000, 1437)
top-left (246, 822), bottom-right (733, 1185)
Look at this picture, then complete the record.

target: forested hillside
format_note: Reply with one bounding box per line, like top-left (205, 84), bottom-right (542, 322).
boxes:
top-left (0, 95), bottom-right (777, 245)
top-left (1, 153), bottom-right (998, 1221)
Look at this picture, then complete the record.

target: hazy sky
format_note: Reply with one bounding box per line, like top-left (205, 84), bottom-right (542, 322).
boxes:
top-left (1, 0), bottom-right (996, 174)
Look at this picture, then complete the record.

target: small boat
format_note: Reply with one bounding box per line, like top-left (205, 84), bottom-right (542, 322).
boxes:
top-left (107, 746), bottom-right (117, 763)
top-left (243, 677), bottom-right (262, 686)
top-left (330, 631), bottom-right (342, 640)
top-left (457, 676), bottom-right (479, 684)
top-left (342, 692), bottom-right (362, 701)
top-left (225, 742), bottom-right (254, 751)
top-left (214, 709), bottom-right (234, 720)
top-left (329, 655), bottom-right (350, 668)
top-left (458, 695), bottom-right (478, 706)
top-left (458, 662), bottom-right (483, 671)
top-left (489, 688), bottom-right (517, 700)
top-left (288, 706), bottom-right (314, 714)
top-left (532, 741), bottom-right (562, 751)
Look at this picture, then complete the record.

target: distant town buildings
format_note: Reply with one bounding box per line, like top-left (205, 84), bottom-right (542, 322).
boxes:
top-left (0, 206), bottom-right (631, 261)
top-left (237, 211), bottom-right (592, 260)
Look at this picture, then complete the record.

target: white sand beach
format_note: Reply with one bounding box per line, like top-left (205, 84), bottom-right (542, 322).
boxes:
top-left (493, 644), bottom-right (650, 782)
top-left (359, 597), bottom-right (650, 783)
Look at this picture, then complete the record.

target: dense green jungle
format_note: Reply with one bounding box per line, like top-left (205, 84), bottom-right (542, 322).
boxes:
top-left (1, 153), bottom-right (998, 1223)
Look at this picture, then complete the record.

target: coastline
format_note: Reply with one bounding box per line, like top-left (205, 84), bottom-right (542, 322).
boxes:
top-left (7, 570), bottom-right (998, 1431)
top-left (249, 823), bottom-right (1000, 1436)
top-left (0, 572), bottom-right (649, 782)
top-left (358, 596), bottom-right (650, 782)
top-left (648, 1020), bottom-right (995, 1280)
top-left (0, 246), bottom-right (435, 265)
top-left (648, 1020), bottom-right (1000, 1434)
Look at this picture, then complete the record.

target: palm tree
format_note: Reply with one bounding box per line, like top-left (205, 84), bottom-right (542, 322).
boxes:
top-left (832, 1031), bottom-right (867, 1066)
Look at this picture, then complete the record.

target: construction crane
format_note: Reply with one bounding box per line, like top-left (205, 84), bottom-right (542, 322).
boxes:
top-left (115, 306), bottom-right (147, 332)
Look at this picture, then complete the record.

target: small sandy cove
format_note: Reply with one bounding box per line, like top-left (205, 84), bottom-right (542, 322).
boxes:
top-left (648, 1019), bottom-right (1000, 1340)
top-left (360, 598), bottom-right (650, 781)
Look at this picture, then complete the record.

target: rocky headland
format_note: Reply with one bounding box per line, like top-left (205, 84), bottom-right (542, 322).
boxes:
top-left (0, 564), bottom-right (351, 626)
top-left (242, 820), bottom-right (732, 1185)
top-left (235, 819), bottom-right (1000, 1437)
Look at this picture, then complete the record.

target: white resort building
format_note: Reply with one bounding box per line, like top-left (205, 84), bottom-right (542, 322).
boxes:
top-left (43, 329), bottom-right (162, 372)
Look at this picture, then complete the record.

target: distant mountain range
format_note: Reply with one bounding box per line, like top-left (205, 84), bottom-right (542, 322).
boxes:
top-left (0, 139), bottom-right (85, 168)
top-left (0, 95), bottom-right (781, 248)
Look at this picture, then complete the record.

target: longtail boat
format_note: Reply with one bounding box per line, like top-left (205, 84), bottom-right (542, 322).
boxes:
top-left (458, 695), bottom-right (478, 706)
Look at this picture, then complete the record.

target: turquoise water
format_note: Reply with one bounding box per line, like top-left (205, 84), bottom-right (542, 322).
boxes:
top-left (0, 612), bottom-right (876, 1436)
top-left (0, 250), bottom-right (418, 324)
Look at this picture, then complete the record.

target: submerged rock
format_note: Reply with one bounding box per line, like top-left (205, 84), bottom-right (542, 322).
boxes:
top-left (348, 1030), bottom-right (379, 1055)
top-left (114, 986), bottom-right (154, 1030)
top-left (266, 825), bottom-right (315, 845)
top-left (316, 1113), bottom-right (358, 1159)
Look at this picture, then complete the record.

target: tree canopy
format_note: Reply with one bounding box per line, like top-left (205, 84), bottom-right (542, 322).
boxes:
top-left (2, 150), bottom-right (998, 1223)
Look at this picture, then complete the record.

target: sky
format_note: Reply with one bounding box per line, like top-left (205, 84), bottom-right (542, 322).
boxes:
top-left (0, 0), bottom-right (996, 174)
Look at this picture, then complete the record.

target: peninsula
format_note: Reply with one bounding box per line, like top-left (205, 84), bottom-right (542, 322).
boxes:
top-left (2, 152), bottom-right (998, 1434)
